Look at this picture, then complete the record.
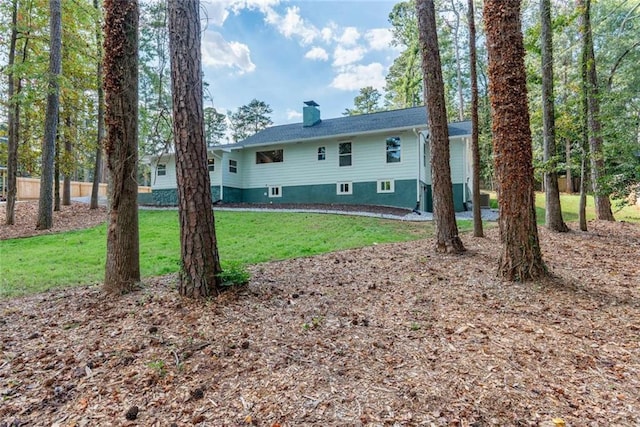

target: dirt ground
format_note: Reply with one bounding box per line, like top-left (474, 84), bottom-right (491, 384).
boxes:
top-left (0, 202), bottom-right (639, 426)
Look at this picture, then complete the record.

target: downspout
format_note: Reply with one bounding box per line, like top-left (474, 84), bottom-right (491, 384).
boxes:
top-left (413, 128), bottom-right (421, 210)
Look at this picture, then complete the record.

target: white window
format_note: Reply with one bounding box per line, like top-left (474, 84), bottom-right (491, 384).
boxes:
top-left (207, 158), bottom-right (215, 172)
top-left (377, 179), bottom-right (395, 193)
top-left (339, 142), bottom-right (352, 167)
top-left (157, 164), bottom-right (166, 176)
top-left (268, 186), bottom-right (282, 198)
top-left (229, 159), bottom-right (237, 173)
top-left (337, 182), bottom-right (352, 195)
top-left (386, 136), bottom-right (401, 163)
top-left (317, 146), bottom-right (326, 161)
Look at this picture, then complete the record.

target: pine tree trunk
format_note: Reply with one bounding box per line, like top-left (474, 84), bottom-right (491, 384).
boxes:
top-left (541, 0), bottom-right (568, 232)
top-left (36, 0), bottom-right (62, 230)
top-left (416, 0), bottom-right (465, 254)
top-left (91, 0), bottom-right (104, 210)
top-left (5, 0), bottom-right (19, 226)
top-left (168, 0), bottom-right (223, 297)
top-left (103, 0), bottom-right (140, 293)
top-left (63, 114), bottom-right (72, 206)
top-left (578, 0), bottom-right (615, 221)
top-left (468, 0), bottom-right (483, 238)
top-left (565, 138), bottom-right (573, 193)
top-left (54, 137), bottom-right (60, 211)
top-left (484, 0), bottom-right (546, 281)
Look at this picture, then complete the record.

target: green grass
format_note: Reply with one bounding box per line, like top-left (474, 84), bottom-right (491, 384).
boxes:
top-left (1, 210), bottom-right (474, 297)
top-left (487, 191), bottom-right (640, 223)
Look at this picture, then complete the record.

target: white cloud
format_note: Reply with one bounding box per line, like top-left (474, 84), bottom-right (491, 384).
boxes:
top-left (332, 45), bottom-right (366, 67)
top-left (338, 27), bottom-right (360, 46)
top-left (321, 25), bottom-right (335, 43)
top-left (202, 0), bottom-right (282, 26)
top-left (305, 47), bottom-right (329, 61)
top-left (330, 63), bottom-right (386, 91)
top-left (365, 28), bottom-right (394, 51)
top-left (263, 5), bottom-right (318, 44)
top-left (286, 109), bottom-right (303, 120)
top-left (201, 32), bottom-right (256, 74)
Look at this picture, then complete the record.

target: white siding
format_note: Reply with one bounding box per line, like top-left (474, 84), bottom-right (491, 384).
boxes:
top-left (241, 131), bottom-right (419, 189)
top-left (222, 152), bottom-right (243, 188)
top-left (151, 154), bottom-right (176, 190)
top-left (423, 136), bottom-right (468, 185)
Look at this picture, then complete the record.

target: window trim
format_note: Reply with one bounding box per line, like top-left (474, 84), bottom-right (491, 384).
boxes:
top-left (229, 159), bottom-right (238, 173)
top-left (336, 181), bottom-right (353, 195)
top-left (338, 142), bottom-right (352, 167)
top-left (268, 185), bottom-right (282, 198)
top-left (377, 179), bottom-right (395, 193)
top-left (157, 163), bottom-right (167, 176)
top-left (386, 136), bottom-right (401, 163)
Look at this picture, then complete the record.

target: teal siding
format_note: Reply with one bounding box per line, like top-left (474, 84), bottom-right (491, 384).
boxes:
top-left (152, 186), bottom-right (221, 206)
top-left (152, 188), bottom-right (178, 206)
top-left (223, 186), bottom-right (243, 203)
top-left (423, 183), bottom-right (466, 212)
top-left (241, 179), bottom-right (417, 209)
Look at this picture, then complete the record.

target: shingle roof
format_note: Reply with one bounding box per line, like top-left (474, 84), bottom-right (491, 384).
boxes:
top-left (229, 106), bottom-right (471, 148)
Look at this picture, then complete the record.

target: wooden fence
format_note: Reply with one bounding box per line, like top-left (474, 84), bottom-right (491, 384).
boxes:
top-left (4, 177), bottom-right (150, 200)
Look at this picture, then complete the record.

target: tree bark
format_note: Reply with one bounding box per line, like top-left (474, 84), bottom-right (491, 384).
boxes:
top-left (62, 114), bottom-right (72, 206)
top-left (5, 0), bottom-right (19, 226)
top-left (541, 0), bottom-right (568, 232)
top-left (168, 0), bottom-right (223, 297)
top-left (416, 0), bottom-right (465, 254)
top-left (565, 138), bottom-right (573, 193)
top-left (36, 0), bottom-right (62, 230)
top-left (54, 135), bottom-right (60, 211)
top-left (484, 0), bottom-right (547, 281)
top-left (468, 0), bottom-right (483, 238)
top-left (578, 0), bottom-right (615, 221)
top-left (91, 0), bottom-right (104, 210)
top-left (103, 0), bottom-right (140, 293)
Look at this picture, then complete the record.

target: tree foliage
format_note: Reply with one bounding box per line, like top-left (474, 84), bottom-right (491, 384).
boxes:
top-left (228, 99), bottom-right (273, 143)
top-left (343, 86), bottom-right (383, 116)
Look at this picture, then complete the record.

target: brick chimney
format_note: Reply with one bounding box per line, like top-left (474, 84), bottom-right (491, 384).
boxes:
top-left (303, 100), bottom-right (321, 127)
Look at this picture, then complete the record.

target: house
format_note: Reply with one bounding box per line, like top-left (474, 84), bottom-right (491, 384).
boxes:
top-left (148, 101), bottom-right (473, 212)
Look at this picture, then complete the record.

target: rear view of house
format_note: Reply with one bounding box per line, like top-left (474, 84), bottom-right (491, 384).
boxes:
top-left (148, 101), bottom-right (472, 212)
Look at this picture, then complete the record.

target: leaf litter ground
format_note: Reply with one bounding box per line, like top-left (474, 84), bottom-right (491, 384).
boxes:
top-left (1, 202), bottom-right (639, 426)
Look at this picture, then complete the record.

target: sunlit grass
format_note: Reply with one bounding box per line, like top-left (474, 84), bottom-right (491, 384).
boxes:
top-left (0, 210), bottom-right (476, 297)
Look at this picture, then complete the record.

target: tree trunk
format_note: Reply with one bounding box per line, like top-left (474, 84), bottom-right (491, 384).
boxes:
top-left (91, 0), bottom-right (104, 210)
top-left (416, 0), bottom-right (465, 254)
top-left (484, 0), bottom-right (546, 281)
top-left (62, 114), bottom-right (72, 206)
top-left (168, 0), bottom-right (223, 297)
top-left (578, 0), bottom-right (615, 221)
top-left (5, 0), bottom-right (19, 226)
top-left (54, 135), bottom-right (60, 211)
top-left (103, 0), bottom-right (140, 293)
top-left (468, 0), bottom-right (483, 238)
top-left (565, 138), bottom-right (573, 193)
top-left (541, 0), bottom-right (568, 232)
top-left (36, 0), bottom-right (62, 230)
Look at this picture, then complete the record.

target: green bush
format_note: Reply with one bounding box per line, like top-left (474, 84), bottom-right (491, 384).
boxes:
top-left (218, 262), bottom-right (251, 287)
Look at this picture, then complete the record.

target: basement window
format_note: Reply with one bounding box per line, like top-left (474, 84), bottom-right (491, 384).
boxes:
top-left (268, 186), bottom-right (282, 198)
top-left (377, 179), bottom-right (395, 193)
top-left (337, 182), bottom-right (352, 195)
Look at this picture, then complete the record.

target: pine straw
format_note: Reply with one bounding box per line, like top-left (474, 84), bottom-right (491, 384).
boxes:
top-left (1, 221), bottom-right (639, 426)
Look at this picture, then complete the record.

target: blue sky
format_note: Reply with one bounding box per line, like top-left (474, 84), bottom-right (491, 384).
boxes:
top-left (200, 0), bottom-right (400, 127)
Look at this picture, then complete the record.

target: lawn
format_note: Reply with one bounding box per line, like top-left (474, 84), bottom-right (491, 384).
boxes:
top-left (0, 210), bottom-right (460, 297)
top-left (486, 191), bottom-right (640, 224)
